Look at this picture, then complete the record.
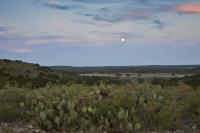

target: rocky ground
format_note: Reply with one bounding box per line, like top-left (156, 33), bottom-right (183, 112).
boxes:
top-left (0, 122), bottom-right (199, 133)
top-left (0, 122), bottom-right (42, 133)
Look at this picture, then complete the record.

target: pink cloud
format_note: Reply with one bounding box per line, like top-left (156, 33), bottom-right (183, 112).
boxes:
top-left (25, 37), bottom-right (81, 46)
top-left (0, 45), bottom-right (32, 53)
top-left (25, 39), bottom-right (51, 45)
top-left (176, 4), bottom-right (200, 13)
top-left (10, 48), bottom-right (32, 53)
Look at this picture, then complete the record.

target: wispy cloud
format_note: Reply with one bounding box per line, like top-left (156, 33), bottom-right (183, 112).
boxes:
top-left (0, 26), bottom-right (11, 32)
top-left (152, 20), bottom-right (166, 30)
top-left (77, 3), bottom-right (175, 23)
top-left (72, 0), bottom-right (124, 4)
top-left (89, 31), bottom-right (145, 39)
top-left (0, 26), bottom-right (16, 40)
top-left (25, 35), bottom-right (84, 45)
top-left (33, 0), bottom-right (82, 11)
top-left (176, 4), bottom-right (200, 14)
top-left (80, 9), bottom-right (150, 23)
top-left (43, 2), bottom-right (82, 10)
top-left (32, 0), bottom-right (177, 23)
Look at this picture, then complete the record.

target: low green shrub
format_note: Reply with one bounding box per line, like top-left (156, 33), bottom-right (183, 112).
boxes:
top-left (183, 74), bottom-right (200, 89)
top-left (0, 89), bottom-right (27, 122)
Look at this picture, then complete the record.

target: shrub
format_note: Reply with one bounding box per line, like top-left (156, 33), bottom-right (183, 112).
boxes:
top-left (183, 74), bottom-right (200, 89)
top-left (0, 89), bottom-right (27, 122)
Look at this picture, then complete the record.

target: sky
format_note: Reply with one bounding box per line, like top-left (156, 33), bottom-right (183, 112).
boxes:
top-left (0, 0), bottom-right (200, 66)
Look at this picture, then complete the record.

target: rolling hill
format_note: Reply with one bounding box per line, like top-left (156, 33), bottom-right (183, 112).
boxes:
top-left (0, 59), bottom-right (125, 89)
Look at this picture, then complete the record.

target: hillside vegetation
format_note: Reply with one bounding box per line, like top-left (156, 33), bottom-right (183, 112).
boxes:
top-left (0, 59), bottom-right (125, 89)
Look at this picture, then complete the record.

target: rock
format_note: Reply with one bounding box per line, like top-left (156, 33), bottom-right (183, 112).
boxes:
top-left (175, 130), bottom-right (184, 133)
top-left (35, 129), bottom-right (40, 132)
top-left (192, 125), bottom-right (197, 130)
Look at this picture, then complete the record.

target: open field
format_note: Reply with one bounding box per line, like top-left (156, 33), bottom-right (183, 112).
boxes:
top-left (80, 73), bottom-right (188, 78)
top-left (80, 73), bottom-right (192, 83)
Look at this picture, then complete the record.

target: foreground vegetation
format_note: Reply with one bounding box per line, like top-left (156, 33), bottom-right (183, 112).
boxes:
top-left (0, 83), bottom-right (199, 132)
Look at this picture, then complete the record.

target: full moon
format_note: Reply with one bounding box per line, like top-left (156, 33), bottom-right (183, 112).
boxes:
top-left (121, 38), bottom-right (125, 42)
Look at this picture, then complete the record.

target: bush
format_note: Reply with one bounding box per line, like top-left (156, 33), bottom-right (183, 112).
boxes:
top-left (151, 78), bottom-right (178, 88)
top-left (183, 74), bottom-right (200, 89)
top-left (0, 89), bottom-right (27, 122)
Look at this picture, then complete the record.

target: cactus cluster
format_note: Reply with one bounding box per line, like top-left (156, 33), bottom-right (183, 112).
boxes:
top-left (20, 84), bottom-right (200, 132)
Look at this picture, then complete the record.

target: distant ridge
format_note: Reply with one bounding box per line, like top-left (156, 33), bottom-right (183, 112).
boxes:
top-left (1, 59), bottom-right (200, 74)
top-left (49, 65), bottom-right (200, 73)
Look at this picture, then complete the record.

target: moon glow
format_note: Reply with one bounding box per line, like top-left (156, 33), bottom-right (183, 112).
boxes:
top-left (121, 38), bottom-right (125, 42)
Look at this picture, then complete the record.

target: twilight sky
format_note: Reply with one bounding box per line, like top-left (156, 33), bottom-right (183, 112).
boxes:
top-left (0, 0), bottom-right (200, 66)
